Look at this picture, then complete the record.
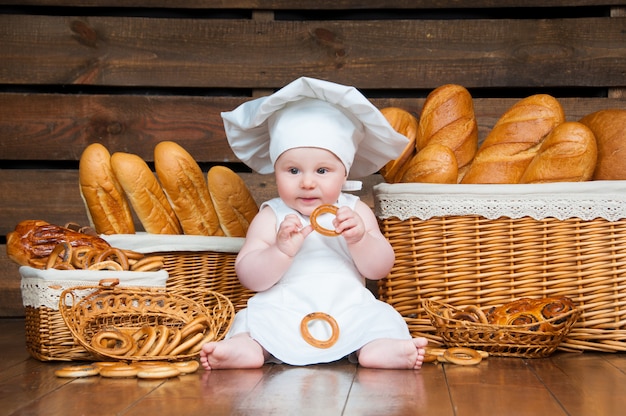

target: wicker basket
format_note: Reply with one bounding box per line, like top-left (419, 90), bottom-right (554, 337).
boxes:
top-left (103, 233), bottom-right (254, 312)
top-left (59, 279), bottom-right (235, 361)
top-left (423, 299), bottom-right (581, 358)
top-left (20, 266), bottom-right (168, 361)
top-left (374, 181), bottom-right (626, 353)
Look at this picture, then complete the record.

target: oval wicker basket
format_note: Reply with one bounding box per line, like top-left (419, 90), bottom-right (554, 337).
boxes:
top-left (60, 279), bottom-right (235, 361)
top-left (423, 299), bottom-right (581, 358)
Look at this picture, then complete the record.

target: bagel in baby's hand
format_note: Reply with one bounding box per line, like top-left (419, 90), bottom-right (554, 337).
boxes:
top-left (207, 165), bottom-right (259, 237)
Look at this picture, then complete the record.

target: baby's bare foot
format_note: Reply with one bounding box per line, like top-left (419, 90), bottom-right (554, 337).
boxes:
top-left (358, 337), bottom-right (429, 369)
top-left (199, 335), bottom-right (266, 370)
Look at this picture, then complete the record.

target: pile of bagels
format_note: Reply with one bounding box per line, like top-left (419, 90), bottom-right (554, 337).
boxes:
top-left (79, 141), bottom-right (259, 236)
top-left (380, 84), bottom-right (626, 184)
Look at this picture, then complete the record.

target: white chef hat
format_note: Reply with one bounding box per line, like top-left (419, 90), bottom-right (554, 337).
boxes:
top-left (221, 77), bottom-right (409, 179)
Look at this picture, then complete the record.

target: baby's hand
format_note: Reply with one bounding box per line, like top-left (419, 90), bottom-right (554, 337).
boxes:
top-left (276, 214), bottom-right (312, 257)
top-left (333, 206), bottom-right (366, 245)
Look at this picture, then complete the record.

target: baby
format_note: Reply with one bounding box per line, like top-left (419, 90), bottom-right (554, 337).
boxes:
top-left (200, 77), bottom-right (428, 370)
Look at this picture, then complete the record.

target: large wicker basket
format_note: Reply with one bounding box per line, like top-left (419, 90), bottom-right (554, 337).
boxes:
top-left (423, 299), bottom-right (581, 358)
top-left (103, 233), bottom-right (254, 311)
top-left (59, 279), bottom-right (235, 361)
top-left (20, 266), bottom-right (168, 361)
top-left (374, 181), bottom-right (626, 353)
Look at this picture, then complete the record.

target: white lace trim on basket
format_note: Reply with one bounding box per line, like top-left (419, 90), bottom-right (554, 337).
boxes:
top-left (102, 233), bottom-right (245, 254)
top-left (20, 266), bottom-right (168, 309)
top-left (374, 181), bottom-right (626, 221)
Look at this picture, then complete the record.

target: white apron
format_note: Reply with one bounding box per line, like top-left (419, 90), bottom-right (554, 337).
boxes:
top-left (227, 193), bottom-right (411, 365)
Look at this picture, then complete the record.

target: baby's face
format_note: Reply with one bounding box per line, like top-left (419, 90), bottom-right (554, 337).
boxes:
top-left (274, 147), bottom-right (347, 216)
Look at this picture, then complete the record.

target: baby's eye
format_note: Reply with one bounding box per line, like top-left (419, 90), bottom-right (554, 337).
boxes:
top-left (289, 167), bottom-right (300, 174)
top-left (317, 168), bottom-right (328, 174)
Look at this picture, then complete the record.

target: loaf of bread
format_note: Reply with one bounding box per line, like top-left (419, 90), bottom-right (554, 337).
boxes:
top-left (207, 165), bottom-right (259, 237)
top-left (417, 84), bottom-right (478, 172)
top-left (78, 143), bottom-right (135, 235)
top-left (461, 94), bottom-right (565, 184)
top-left (154, 141), bottom-right (224, 236)
top-left (6, 220), bottom-right (111, 268)
top-left (110, 152), bottom-right (182, 234)
top-left (487, 296), bottom-right (575, 332)
top-left (379, 107), bottom-right (419, 183)
top-left (400, 143), bottom-right (458, 184)
top-left (519, 121), bottom-right (597, 183)
top-left (579, 109), bottom-right (626, 180)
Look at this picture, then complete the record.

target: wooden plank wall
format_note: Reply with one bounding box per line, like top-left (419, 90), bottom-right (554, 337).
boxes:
top-left (1, 1), bottom-right (625, 316)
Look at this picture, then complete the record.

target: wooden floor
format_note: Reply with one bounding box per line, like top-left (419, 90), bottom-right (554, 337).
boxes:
top-left (1, 318), bottom-right (625, 416)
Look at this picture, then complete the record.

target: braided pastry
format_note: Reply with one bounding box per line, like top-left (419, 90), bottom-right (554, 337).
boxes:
top-left (486, 296), bottom-right (575, 332)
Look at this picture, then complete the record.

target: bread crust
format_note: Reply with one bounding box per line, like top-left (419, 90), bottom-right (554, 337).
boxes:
top-left (461, 94), bottom-right (565, 184)
top-left (154, 141), bottom-right (224, 236)
top-left (400, 143), bottom-right (458, 184)
top-left (579, 109), bottom-right (626, 180)
top-left (207, 166), bottom-right (259, 237)
top-left (417, 84), bottom-right (478, 170)
top-left (79, 143), bottom-right (135, 235)
top-left (110, 152), bottom-right (182, 234)
top-left (6, 220), bottom-right (111, 267)
top-left (519, 121), bottom-right (597, 183)
top-left (379, 107), bottom-right (419, 183)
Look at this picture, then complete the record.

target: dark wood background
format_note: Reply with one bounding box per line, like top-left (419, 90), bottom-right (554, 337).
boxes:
top-left (1, 0), bottom-right (625, 316)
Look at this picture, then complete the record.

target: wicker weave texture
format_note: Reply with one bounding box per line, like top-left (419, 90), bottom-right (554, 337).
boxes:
top-left (159, 251), bottom-right (254, 312)
top-left (60, 281), bottom-right (235, 361)
top-left (24, 306), bottom-right (93, 361)
top-left (423, 299), bottom-right (581, 358)
top-left (378, 215), bottom-right (626, 352)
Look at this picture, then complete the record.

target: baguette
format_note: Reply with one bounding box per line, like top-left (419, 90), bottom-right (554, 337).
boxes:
top-left (579, 109), bottom-right (626, 180)
top-left (110, 152), bottom-right (182, 234)
top-left (154, 141), bottom-right (224, 236)
top-left (207, 165), bottom-right (259, 237)
top-left (519, 121), bottom-right (597, 183)
top-left (461, 94), bottom-right (565, 184)
top-left (379, 107), bottom-right (419, 183)
top-left (78, 143), bottom-right (135, 235)
top-left (417, 84), bottom-right (478, 171)
top-left (400, 143), bottom-right (458, 184)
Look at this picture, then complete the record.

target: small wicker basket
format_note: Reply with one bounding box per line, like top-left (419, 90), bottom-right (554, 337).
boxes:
top-left (423, 299), bottom-right (581, 358)
top-left (20, 266), bottom-right (169, 361)
top-left (103, 233), bottom-right (254, 312)
top-left (375, 181), bottom-right (626, 353)
top-left (59, 279), bottom-right (235, 361)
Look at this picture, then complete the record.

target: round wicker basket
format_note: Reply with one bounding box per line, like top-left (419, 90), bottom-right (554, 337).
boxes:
top-left (60, 278), bottom-right (235, 361)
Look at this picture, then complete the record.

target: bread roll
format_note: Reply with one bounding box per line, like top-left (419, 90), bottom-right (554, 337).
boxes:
top-left (461, 94), bottom-right (565, 184)
top-left (207, 166), bottom-right (259, 237)
top-left (579, 109), bottom-right (626, 180)
top-left (110, 152), bottom-right (182, 234)
top-left (400, 143), bottom-right (458, 184)
top-left (154, 141), bottom-right (224, 236)
top-left (78, 143), bottom-right (135, 235)
top-left (417, 84), bottom-right (478, 170)
top-left (519, 121), bottom-right (597, 183)
top-left (379, 107), bottom-right (418, 183)
top-left (6, 220), bottom-right (111, 268)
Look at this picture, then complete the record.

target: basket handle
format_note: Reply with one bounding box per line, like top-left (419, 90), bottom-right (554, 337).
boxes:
top-left (98, 278), bottom-right (120, 289)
